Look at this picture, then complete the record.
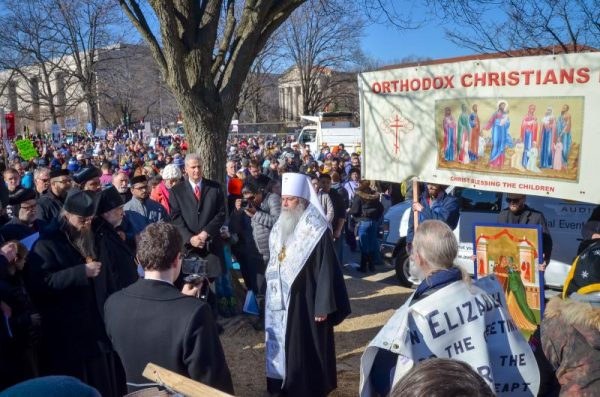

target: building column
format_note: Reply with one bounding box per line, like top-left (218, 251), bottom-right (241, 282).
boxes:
top-left (295, 86), bottom-right (301, 118)
top-left (290, 86), bottom-right (297, 120)
top-left (279, 88), bottom-right (284, 120)
top-left (282, 87), bottom-right (288, 120)
top-left (285, 87), bottom-right (293, 120)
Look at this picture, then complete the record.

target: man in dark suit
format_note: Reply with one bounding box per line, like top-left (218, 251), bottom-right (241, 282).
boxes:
top-left (37, 169), bottom-right (73, 223)
top-left (498, 193), bottom-right (553, 264)
top-left (0, 188), bottom-right (47, 241)
top-left (168, 153), bottom-right (226, 279)
top-left (104, 222), bottom-right (234, 394)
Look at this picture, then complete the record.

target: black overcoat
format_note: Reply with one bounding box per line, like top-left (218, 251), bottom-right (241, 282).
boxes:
top-left (26, 219), bottom-right (119, 396)
top-left (104, 279), bottom-right (234, 394)
top-left (169, 178), bottom-right (226, 277)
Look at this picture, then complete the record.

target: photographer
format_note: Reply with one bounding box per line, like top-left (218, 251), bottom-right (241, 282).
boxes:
top-left (238, 182), bottom-right (281, 273)
top-left (104, 222), bottom-right (234, 394)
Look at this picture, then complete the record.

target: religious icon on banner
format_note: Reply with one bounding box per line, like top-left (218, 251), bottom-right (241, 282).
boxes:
top-left (473, 223), bottom-right (544, 339)
top-left (435, 96), bottom-right (583, 182)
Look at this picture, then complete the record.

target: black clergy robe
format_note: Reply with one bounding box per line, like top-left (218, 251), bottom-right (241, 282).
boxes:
top-left (267, 229), bottom-right (351, 397)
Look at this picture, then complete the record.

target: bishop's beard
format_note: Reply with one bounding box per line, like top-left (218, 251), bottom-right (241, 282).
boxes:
top-left (279, 202), bottom-right (306, 245)
top-left (63, 219), bottom-right (97, 260)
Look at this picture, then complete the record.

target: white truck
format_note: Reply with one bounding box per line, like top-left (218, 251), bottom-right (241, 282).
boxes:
top-left (379, 187), bottom-right (596, 296)
top-left (297, 112), bottom-right (361, 155)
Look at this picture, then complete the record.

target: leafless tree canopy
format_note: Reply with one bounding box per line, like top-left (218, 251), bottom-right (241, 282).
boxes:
top-left (0, 0), bottom-right (78, 124)
top-left (431, 0), bottom-right (600, 55)
top-left (0, 0), bottom-right (125, 130)
top-left (52, 0), bottom-right (126, 130)
top-left (119, 0), bottom-right (306, 181)
top-left (280, 0), bottom-right (365, 115)
top-left (235, 37), bottom-right (283, 123)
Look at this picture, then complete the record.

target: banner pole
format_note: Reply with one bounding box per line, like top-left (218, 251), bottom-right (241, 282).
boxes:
top-left (412, 177), bottom-right (419, 232)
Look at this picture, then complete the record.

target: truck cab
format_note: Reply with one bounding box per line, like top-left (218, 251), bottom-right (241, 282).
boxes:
top-left (297, 112), bottom-right (361, 155)
top-left (381, 187), bottom-right (596, 295)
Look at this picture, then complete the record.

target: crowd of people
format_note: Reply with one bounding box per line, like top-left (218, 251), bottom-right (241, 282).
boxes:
top-left (0, 128), bottom-right (599, 396)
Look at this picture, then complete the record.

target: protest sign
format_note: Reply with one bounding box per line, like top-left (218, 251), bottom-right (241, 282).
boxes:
top-left (115, 143), bottom-right (126, 156)
top-left (360, 276), bottom-right (539, 396)
top-left (3, 139), bottom-right (11, 156)
top-left (474, 224), bottom-right (544, 339)
top-left (51, 124), bottom-right (61, 143)
top-left (359, 52), bottom-right (600, 204)
top-left (64, 118), bottom-right (79, 131)
top-left (158, 136), bottom-right (172, 148)
top-left (20, 232), bottom-right (40, 251)
top-left (15, 139), bottom-right (38, 160)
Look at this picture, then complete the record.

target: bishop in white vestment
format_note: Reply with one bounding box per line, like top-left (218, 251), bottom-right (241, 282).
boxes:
top-left (265, 173), bottom-right (351, 397)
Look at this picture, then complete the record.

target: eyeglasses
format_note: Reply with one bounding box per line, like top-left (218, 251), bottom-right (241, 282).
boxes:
top-left (37, 178), bottom-right (50, 183)
top-left (20, 204), bottom-right (37, 211)
top-left (133, 185), bottom-right (148, 190)
top-left (54, 179), bottom-right (72, 184)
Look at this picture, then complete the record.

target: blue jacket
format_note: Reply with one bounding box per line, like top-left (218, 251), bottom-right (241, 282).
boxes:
top-left (406, 191), bottom-right (460, 243)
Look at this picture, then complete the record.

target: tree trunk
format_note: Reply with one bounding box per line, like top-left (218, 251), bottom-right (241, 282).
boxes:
top-left (177, 94), bottom-right (229, 185)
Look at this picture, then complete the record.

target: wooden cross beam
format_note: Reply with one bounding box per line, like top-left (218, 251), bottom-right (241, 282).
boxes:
top-left (142, 362), bottom-right (234, 397)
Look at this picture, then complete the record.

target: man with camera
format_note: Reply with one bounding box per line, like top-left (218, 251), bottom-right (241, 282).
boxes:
top-left (238, 182), bottom-right (281, 275)
top-left (104, 222), bottom-right (234, 394)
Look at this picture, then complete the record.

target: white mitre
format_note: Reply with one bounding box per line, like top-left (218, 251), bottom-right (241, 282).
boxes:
top-left (281, 172), bottom-right (327, 221)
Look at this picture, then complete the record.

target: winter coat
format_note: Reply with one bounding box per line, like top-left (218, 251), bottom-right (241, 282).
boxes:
top-left (349, 190), bottom-right (383, 221)
top-left (542, 296), bottom-right (600, 396)
top-left (150, 181), bottom-right (171, 214)
top-left (318, 192), bottom-right (335, 225)
top-left (251, 192), bottom-right (281, 265)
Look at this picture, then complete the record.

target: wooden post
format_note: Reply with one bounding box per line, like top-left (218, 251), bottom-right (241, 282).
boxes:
top-left (412, 177), bottom-right (419, 232)
top-left (142, 362), bottom-right (234, 397)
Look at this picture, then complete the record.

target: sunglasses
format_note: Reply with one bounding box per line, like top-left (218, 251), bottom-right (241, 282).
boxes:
top-left (506, 198), bottom-right (523, 204)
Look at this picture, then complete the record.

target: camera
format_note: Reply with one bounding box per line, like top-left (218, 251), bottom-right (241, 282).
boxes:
top-left (181, 257), bottom-right (208, 284)
top-left (240, 199), bottom-right (252, 209)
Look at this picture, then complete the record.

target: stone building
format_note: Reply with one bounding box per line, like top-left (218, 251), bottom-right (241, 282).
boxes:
top-left (278, 65), bottom-right (358, 121)
top-left (0, 44), bottom-right (178, 135)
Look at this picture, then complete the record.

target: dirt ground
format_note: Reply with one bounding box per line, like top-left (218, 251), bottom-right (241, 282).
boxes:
top-left (220, 269), bottom-right (413, 397)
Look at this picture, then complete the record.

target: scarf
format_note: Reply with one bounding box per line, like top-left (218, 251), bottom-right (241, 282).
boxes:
top-left (413, 267), bottom-right (462, 300)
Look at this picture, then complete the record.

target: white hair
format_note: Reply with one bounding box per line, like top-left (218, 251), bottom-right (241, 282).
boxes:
top-left (161, 164), bottom-right (182, 180)
top-left (34, 167), bottom-right (50, 179)
top-left (185, 153), bottom-right (202, 165)
top-left (413, 220), bottom-right (458, 272)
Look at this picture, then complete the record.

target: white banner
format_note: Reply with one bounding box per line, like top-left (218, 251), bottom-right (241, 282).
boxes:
top-left (359, 52), bottom-right (600, 204)
top-left (360, 276), bottom-right (539, 396)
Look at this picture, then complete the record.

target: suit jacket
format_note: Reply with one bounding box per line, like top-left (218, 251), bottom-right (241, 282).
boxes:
top-left (92, 218), bottom-right (139, 321)
top-left (169, 178), bottom-right (225, 277)
top-left (0, 218), bottom-right (47, 241)
top-left (104, 279), bottom-right (234, 394)
top-left (36, 191), bottom-right (63, 224)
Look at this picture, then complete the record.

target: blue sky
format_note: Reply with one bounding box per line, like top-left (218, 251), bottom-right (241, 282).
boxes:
top-left (361, 22), bottom-right (471, 64)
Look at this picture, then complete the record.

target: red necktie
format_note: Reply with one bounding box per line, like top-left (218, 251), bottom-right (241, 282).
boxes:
top-left (194, 185), bottom-right (201, 201)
